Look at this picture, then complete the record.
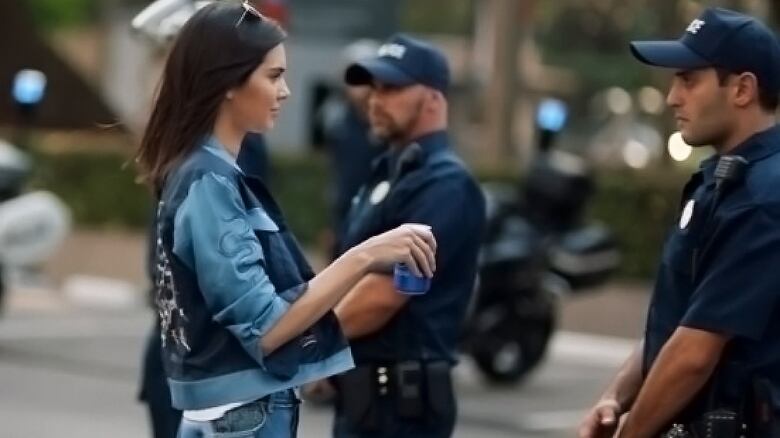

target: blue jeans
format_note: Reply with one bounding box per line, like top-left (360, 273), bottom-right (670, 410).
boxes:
top-left (177, 390), bottom-right (299, 438)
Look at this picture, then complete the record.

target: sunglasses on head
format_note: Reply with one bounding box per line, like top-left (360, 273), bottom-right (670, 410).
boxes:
top-left (235, 1), bottom-right (266, 27)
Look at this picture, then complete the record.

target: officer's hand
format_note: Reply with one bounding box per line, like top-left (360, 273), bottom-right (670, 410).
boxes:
top-left (358, 223), bottom-right (437, 278)
top-left (578, 399), bottom-right (621, 438)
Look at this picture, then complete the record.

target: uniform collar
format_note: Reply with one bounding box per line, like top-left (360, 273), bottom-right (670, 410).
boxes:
top-left (696, 124), bottom-right (780, 188)
top-left (697, 155), bottom-right (718, 188)
top-left (370, 130), bottom-right (449, 176)
top-left (725, 124), bottom-right (780, 163)
top-left (408, 130), bottom-right (449, 156)
top-left (202, 135), bottom-right (244, 174)
top-left (388, 130), bottom-right (450, 165)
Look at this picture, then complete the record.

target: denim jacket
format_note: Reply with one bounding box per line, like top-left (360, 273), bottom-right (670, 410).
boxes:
top-left (154, 136), bottom-right (353, 410)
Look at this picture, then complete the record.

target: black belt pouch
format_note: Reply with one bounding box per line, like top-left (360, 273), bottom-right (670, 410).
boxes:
top-left (335, 366), bottom-right (380, 431)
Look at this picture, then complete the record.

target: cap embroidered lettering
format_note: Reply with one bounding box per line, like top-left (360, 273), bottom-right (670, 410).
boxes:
top-left (378, 43), bottom-right (406, 60)
top-left (686, 19), bottom-right (706, 34)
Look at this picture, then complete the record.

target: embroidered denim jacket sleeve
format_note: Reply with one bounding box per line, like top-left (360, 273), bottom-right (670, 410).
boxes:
top-left (172, 172), bottom-right (290, 369)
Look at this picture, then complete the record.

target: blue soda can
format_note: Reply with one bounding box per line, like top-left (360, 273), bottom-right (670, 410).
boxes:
top-left (393, 263), bottom-right (431, 295)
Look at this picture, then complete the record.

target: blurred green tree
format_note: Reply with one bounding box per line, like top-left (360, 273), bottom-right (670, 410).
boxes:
top-left (771, 1), bottom-right (780, 27)
top-left (25, 0), bottom-right (100, 29)
top-left (401, 0), bottom-right (474, 35)
top-left (535, 0), bottom-right (772, 93)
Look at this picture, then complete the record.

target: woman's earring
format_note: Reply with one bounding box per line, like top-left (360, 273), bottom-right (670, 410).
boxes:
top-left (226, 91), bottom-right (235, 100)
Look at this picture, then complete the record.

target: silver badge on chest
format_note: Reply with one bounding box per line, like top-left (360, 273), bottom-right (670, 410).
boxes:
top-left (679, 199), bottom-right (695, 230)
top-left (370, 181), bottom-right (391, 205)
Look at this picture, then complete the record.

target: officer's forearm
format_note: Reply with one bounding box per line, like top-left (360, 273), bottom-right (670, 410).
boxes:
top-left (335, 273), bottom-right (407, 339)
top-left (619, 327), bottom-right (727, 438)
top-left (599, 342), bottom-right (644, 413)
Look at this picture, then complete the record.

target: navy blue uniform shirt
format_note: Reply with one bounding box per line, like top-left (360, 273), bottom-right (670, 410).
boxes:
top-left (337, 130), bottom-right (486, 364)
top-left (645, 125), bottom-right (780, 416)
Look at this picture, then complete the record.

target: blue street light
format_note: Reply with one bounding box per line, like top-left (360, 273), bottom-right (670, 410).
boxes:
top-left (536, 98), bottom-right (569, 152)
top-left (536, 98), bottom-right (568, 133)
top-left (12, 69), bottom-right (47, 150)
top-left (13, 69), bottom-right (47, 107)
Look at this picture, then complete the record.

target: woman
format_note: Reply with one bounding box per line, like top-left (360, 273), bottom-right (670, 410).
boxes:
top-left (135, 3), bottom-right (437, 437)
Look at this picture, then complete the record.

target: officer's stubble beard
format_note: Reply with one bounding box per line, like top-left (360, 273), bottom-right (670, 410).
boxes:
top-left (680, 85), bottom-right (734, 152)
top-left (372, 96), bottom-right (425, 149)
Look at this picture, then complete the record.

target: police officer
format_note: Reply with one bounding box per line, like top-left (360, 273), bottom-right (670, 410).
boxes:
top-left (329, 34), bottom-right (486, 437)
top-left (579, 8), bottom-right (780, 438)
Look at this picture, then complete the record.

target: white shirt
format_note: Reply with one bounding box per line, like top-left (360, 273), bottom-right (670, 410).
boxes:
top-left (182, 400), bottom-right (251, 422)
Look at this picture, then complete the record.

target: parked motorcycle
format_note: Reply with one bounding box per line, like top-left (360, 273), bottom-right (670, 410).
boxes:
top-left (0, 139), bottom-right (70, 312)
top-left (463, 100), bottom-right (621, 384)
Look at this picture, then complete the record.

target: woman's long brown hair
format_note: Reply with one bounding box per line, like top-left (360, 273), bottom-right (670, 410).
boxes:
top-left (136, 3), bottom-right (286, 194)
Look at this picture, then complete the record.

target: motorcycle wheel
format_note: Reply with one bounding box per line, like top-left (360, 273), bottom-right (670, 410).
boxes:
top-left (470, 297), bottom-right (556, 384)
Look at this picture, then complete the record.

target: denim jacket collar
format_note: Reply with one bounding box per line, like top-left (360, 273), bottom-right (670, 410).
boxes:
top-left (202, 135), bottom-right (244, 174)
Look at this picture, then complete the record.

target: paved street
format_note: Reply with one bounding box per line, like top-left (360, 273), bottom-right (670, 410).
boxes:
top-left (0, 285), bottom-right (638, 438)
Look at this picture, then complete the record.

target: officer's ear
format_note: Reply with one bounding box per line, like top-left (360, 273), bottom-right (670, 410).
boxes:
top-left (425, 89), bottom-right (443, 111)
top-left (732, 72), bottom-right (760, 109)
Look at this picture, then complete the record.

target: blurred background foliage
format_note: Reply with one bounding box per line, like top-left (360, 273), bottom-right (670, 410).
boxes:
top-left (400, 0), bottom-right (474, 35)
top-left (25, 0), bottom-right (101, 30)
top-left (16, 0), bottom-right (778, 279)
top-left (24, 0), bottom-right (777, 92)
top-left (27, 142), bottom-right (685, 279)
